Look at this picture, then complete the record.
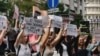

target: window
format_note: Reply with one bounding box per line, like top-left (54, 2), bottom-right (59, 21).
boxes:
top-left (75, 7), bottom-right (77, 13)
top-left (80, 0), bottom-right (82, 5)
top-left (80, 10), bottom-right (82, 15)
top-left (88, 16), bottom-right (90, 19)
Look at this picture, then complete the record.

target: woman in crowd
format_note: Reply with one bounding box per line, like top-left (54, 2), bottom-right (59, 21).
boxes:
top-left (14, 18), bottom-right (52, 56)
top-left (74, 35), bottom-right (88, 56)
top-left (0, 29), bottom-right (7, 56)
top-left (86, 38), bottom-right (99, 56)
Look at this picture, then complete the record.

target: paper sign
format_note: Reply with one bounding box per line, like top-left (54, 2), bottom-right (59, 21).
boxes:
top-left (37, 16), bottom-right (49, 27)
top-left (49, 15), bottom-right (62, 28)
top-left (0, 15), bottom-right (7, 21)
top-left (67, 24), bottom-right (78, 36)
top-left (0, 15), bottom-right (7, 30)
top-left (24, 17), bottom-right (43, 35)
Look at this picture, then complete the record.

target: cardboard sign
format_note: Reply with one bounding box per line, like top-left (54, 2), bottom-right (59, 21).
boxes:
top-left (24, 17), bottom-right (43, 35)
top-left (67, 24), bottom-right (78, 36)
top-left (0, 15), bottom-right (7, 30)
top-left (49, 15), bottom-right (62, 28)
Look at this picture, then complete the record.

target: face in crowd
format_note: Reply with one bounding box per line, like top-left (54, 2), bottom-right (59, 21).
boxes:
top-left (20, 32), bottom-right (28, 44)
top-left (78, 36), bottom-right (85, 46)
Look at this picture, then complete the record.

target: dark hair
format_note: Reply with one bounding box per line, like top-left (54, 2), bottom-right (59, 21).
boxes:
top-left (26, 35), bottom-right (29, 43)
top-left (54, 27), bottom-right (60, 34)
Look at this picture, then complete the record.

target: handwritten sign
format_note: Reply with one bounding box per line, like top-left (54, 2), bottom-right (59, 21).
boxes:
top-left (67, 24), bottom-right (78, 37)
top-left (0, 15), bottom-right (7, 30)
top-left (49, 15), bottom-right (62, 28)
top-left (24, 17), bottom-right (43, 35)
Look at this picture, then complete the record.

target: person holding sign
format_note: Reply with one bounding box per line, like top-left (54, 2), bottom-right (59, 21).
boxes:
top-left (40, 22), bottom-right (64, 56)
top-left (0, 28), bottom-right (7, 56)
top-left (14, 18), bottom-right (52, 56)
top-left (14, 23), bottom-right (32, 56)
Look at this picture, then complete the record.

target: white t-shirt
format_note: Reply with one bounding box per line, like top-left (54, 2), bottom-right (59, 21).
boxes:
top-left (61, 43), bottom-right (68, 56)
top-left (15, 44), bottom-right (31, 56)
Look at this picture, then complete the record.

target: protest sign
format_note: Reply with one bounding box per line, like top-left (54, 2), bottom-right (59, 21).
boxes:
top-left (37, 16), bottom-right (49, 27)
top-left (79, 21), bottom-right (90, 34)
top-left (0, 15), bottom-right (7, 30)
top-left (24, 17), bottom-right (43, 35)
top-left (67, 24), bottom-right (78, 37)
top-left (0, 15), bottom-right (7, 22)
top-left (49, 15), bottom-right (62, 28)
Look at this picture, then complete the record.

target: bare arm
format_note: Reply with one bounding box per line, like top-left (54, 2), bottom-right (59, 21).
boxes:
top-left (14, 19), bottom-right (18, 29)
top-left (40, 19), bottom-right (51, 47)
top-left (30, 36), bottom-right (42, 46)
top-left (0, 29), bottom-right (7, 45)
top-left (14, 29), bottom-right (23, 47)
top-left (51, 24), bottom-right (64, 47)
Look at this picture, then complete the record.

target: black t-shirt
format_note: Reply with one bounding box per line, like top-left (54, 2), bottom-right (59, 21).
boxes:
top-left (0, 42), bottom-right (6, 55)
top-left (6, 28), bottom-right (19, 52)
top-left (55, 36), bottom-right (65, 56)
top-left (75, 49), bottom-right (88, 56)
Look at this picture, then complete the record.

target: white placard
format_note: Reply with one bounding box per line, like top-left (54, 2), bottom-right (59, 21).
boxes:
top-left (67, 24), bottom-right (78, 37)
top-left (37, 16), bottom-right (49, 27)
top-left (0, 15), bottom-right (7, 30)
top-left (24, 17), bottom-right (43, 35)
top-left (49, 15), bottom-right (62, 28)
top-left (0, 15), bottom-right (7, 21)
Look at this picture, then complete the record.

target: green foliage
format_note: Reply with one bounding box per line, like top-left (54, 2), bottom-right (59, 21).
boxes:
top-left (71, 14), bottom-right (83, 28)
top-left (0, 1), bottom-right (9, 12)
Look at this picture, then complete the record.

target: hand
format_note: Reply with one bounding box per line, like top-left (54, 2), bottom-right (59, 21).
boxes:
top-left (20, 23), bottom-right (25, 29)
top-left (47, 19), bottom-right (52, 27)
top-left (61, 23), bottom-right (65, 30)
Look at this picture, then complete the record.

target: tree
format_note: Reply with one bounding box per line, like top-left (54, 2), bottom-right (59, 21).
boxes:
top-left (71, 14), bottom-right (83, 28)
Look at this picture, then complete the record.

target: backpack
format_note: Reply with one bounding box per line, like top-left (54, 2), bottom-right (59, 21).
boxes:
top-left (16, 44), bottom-right (32, 56)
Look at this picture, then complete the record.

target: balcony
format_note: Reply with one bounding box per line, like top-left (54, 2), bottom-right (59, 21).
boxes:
top-left (85, 12), bottom-right (100, 15)
top-left (85, 4), bottom-right (100, 7)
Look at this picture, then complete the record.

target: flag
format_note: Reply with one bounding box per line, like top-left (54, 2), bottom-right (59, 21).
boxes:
top-left (13, 4), bottom-right (19, 19)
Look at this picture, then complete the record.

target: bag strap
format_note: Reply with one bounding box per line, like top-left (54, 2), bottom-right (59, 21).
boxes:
top-left (42, 46), bottom-right (46, 56)
top-left (28, 44), bottom-right (32, 56)
top-left (16, 45), bottom-right (21, 56)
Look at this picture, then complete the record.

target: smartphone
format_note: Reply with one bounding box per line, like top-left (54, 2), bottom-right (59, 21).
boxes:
top-left (19, 15), bottom-right (24, 24)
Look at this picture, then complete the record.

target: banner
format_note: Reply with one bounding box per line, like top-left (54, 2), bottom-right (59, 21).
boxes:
top-left (67, 24), bottom-right (78, 37)
top-left (49, 15), bottom-right (62, 28)
top-left (0, 15), bottom-right (7, 30)
top-left (24, 17), bottom-right (43, 35)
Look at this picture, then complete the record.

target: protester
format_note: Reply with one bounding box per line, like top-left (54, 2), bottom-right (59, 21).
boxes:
top-left (0, 29), bottom-right (7, 56)
top-left (0, 10), bottom-right (100, 56)
top-left (74, 35), bottom-right (88, 56)
top-left (86, 38), bottom-right (99, 56)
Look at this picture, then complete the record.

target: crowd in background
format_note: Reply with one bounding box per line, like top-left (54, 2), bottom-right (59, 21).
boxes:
top-left (0, 15), bottom-right (100, 56)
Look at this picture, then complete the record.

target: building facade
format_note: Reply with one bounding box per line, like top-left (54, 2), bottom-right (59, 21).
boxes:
top-left (83, 0), bottom-right (100, 29)
top-left (59, 0), bottom-right (82, 14)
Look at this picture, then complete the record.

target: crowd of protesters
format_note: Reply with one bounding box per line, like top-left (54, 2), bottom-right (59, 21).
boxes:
top-left (0, 14), bottom-right (100, 56)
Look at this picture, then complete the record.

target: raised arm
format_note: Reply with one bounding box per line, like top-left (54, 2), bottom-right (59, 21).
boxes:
top-left (14, 19), bottom-right (18, 29)
top-left (51, 24), bottom-right (64, 47)
top-left (0, 29), bottom-right (7, 45)
top-left (30, 35), bottom-right (42, 46)
top-left (14, 29), bottom-right (23, 47)
top-left (40, 19), bottom-right (51, 47)
top-left (14, 20), bottom-right (25, 47)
